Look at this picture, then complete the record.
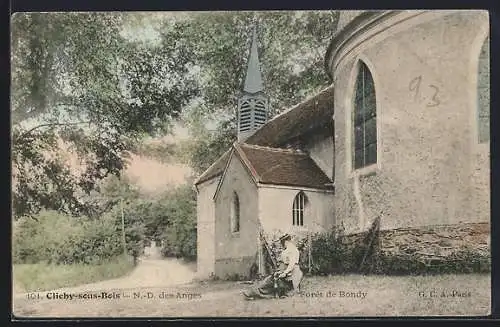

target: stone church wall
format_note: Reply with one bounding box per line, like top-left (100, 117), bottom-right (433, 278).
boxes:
top-left (258, 186), bottom-right (335, 240)
top-left (213, 155), bottom-right (260, 278)
top-left (196, 177), bottom-right (219, 279)
top-left (305, 126), bottom-right (335, 181)
top-left (284, 125), bottom-right (335, 181)
top-left (330, 11), bottom-right (489, 234)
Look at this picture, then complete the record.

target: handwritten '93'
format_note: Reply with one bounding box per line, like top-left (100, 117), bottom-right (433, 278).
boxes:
top-left (409, 75), bottom-right (441, 107)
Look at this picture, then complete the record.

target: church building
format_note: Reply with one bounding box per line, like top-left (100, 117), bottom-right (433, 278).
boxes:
top-left (194, 10), bottom-right (490, 280)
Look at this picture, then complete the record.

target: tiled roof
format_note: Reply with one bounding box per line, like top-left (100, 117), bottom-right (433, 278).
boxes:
top-left (245, 85), bottom-right (335, 147)
top-left (194, 85), bottom-right (335, 186)
top-left (235, 143), bottom-right (333, 190)
top-left (194, 150), bottom-right (232, 185)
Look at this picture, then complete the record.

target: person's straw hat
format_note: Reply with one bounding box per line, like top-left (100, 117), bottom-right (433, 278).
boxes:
top-left (278, 233), bottom-right (292, 243)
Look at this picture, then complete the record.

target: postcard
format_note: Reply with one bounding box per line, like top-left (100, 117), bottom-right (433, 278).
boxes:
top-left (11, 10), bottom-right (490, 318)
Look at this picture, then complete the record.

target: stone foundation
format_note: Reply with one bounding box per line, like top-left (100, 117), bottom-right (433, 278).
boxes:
top-left (214, 256), bottom-right (257, 280)
top-left (379, 222), bottom-right (489, 257)
top-left (346, 222), bottom-right (490, 274)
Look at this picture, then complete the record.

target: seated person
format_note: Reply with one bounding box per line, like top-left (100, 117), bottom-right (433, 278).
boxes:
top-left (242, 233), bottom-right (303, 299)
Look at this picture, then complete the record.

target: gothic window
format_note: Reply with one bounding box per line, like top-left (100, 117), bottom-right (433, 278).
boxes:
top-left (292, 191), bottom-right (307, 226)
top-left (478, 35), bottom-right (490, 143)
top-left (231, 192), bottom-right (240, 232)
top-left (353, 61), bottom-right (377, 169)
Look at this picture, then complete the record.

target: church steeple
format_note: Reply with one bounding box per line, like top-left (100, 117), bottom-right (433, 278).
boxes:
top-left (243, 26), bottom-right (264, 94)
top-left (237, 23), bottom-right (269, 142)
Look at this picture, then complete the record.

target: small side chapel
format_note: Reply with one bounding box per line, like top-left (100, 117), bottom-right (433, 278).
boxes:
top-left (194, 26), bottom-right (336, 279)
top-left (195, 11), bottom-right (490, 280)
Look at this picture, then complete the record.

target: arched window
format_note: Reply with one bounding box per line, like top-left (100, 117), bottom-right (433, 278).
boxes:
top-left (292, 192), bottom-right (307, 226)
top-left (353, 61), bottom-right (377, 169)
top-left (478, 35), bottom-right (490, 143)
top-left (231, 192), bottom-right (240, 232)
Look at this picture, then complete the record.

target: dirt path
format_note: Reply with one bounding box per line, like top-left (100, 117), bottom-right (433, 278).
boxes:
top-left (13, 264), bottom-right (491, 318)
top-left (48, 257), bottom-right (197, 293)
top-left (16, 245), bottom-right (196, 296)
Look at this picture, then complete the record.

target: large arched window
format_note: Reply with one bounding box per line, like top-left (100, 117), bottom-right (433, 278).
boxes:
top-left (292, 192), bottom-right (307, 226)
top-left (231, 192), bottom-right (240, 232)
top-left (353, 61), bottom-right (377, 169)
top-left (478, 35), bottom-right (490, 143)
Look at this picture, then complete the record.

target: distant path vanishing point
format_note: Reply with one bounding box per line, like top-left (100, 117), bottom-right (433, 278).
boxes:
top-left (15, 245), bottom-right (197, 297)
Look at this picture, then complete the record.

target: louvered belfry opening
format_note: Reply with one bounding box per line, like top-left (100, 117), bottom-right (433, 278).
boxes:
top-left (238, 97), bottom-right (268, 137)
top-left (237, 24), bottom-right (269, 142)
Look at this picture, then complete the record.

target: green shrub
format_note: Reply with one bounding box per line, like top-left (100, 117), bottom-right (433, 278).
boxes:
top-left (13, 211), bottom-right (82, 264)
top-left (13, 210), bottom-right (125, 265)
top-left (12, 182), bottom-right (199, 266)
top-left (158, 185), bottom-right (197, 261)
top-left (303, 226), bottom-right (354, 275)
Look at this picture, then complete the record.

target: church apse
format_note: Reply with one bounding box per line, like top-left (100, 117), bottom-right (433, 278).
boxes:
top-left (328, 11), bottom-right (490, 233)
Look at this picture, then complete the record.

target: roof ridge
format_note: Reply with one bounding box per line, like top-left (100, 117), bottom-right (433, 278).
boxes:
top-left (233, 142), bottom-right (261, 182)
top-left (271, 84), bottom-right (335, 120)
top-left (194, 149), bottom-right (232, 185)
top-left (240, 143), bottom-right (306, 155)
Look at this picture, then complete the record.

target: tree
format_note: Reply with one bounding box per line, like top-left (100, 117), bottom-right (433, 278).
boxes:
top-left (173, 11), bottom-right (340, 174)
top-left (156, 185), bottom-right (197, 260)
top-left (11, 13), bottom-right (199, 218)
top-left (11, 11), bottom-right (340, 217)
top-left (188, 119), bottom-right (236, 175)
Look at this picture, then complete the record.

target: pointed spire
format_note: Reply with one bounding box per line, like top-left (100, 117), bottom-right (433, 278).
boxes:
top-left (243, 24), bottom-right (264, 94)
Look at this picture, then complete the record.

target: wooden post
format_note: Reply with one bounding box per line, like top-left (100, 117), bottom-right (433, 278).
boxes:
top-left (308, 231), bottom-right (312, 274)
top-left (257, 231), bottom-right (262, 276)
top-left (121, 199), bottom-right (127, 257)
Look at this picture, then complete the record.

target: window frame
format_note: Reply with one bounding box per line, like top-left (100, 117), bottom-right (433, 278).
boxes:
top-left (352, 60), bottom-right (378, 171)
top-left (292, 191), bottom-right (307, 227)
top-left (230, 191), bottom-right (240, 233)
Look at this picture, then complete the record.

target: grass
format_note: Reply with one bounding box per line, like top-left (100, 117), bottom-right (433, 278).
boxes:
top-left (13, 255), bottom-right (135, 293)
top-left (180, 273), bottom-right (491, 316)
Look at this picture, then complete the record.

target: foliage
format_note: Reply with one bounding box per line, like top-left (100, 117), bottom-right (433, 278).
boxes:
top-left (225, 273), bottom-right (245, 281)
top-left (104, 202), bottom-right (147, 260)
top-left (158, 184), bottom-right (197, 260)
top-left (13, 210), bottom-right (82, 264)
top-left (171, 11), bottom-right (339, 116)
top-left (13, 210), bottom-right (124, 264)
top-left (11, 12), bottom-right (198, 218)
top-left (178, 11), bottom-right (339, 175)
top-left (13, 256), bottom-right (134, 292)
top-left (11, 12), bottom-right (343, 267)
top-left (82, 174), bottom-right (142, 218)
top-left (132, 140), bottom-right (181, 164)
top-left (187, 119), bottom-right (236, 175)
top-left (304, 226), bottom-right (352, 275)
top-left (11, 11), bottom-right (340, 217)
top-left (89, 177), bottom-right (197, 262)
top-left (12, 169), bottom-right (201, 264)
